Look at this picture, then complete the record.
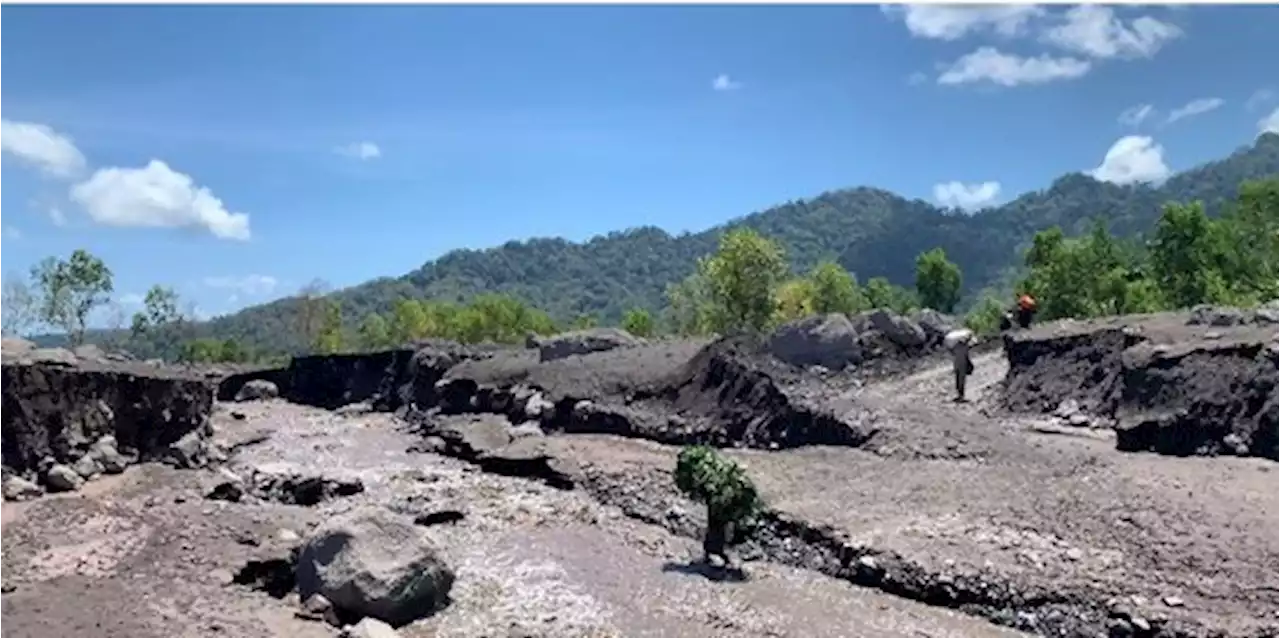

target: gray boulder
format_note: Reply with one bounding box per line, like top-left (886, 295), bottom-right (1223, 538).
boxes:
top-left (867, 309), bottom-right (927, 348)
top-left (296, 508), bottom-right (454, 627)
top-left (2, 476), bottom-right (42, 501)
top-left (1187, 305), bottom-right (1247, 327)
top-left (235, 379), bottom-right (280, 402)
top-left (909, 309), bottom-right (957, 345)
top-left (341, 618), bottom-right (401, 638)
top-left (537, 328), bottom-right (642, 362)
top-left (45, 464), bottom-right (84, 492)
top-left (767, 314), bottom-right (862, 369)
top-left (1252, 300), bottom-right (1279, 325)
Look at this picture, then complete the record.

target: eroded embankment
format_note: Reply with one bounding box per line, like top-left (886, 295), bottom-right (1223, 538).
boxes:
top-left (1002, 317), bottom-right (1278, 459)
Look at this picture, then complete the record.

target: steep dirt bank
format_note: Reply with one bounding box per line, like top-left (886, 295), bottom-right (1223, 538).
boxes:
top-left (1001, 313), bottom-right (1278, 459)
top-left (2, 343), bottom-right (216, 493)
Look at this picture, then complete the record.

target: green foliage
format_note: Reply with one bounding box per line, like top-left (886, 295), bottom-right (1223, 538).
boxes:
top-left (964, 293), bottom-right (1008, 335)
top-left (31, 249), bottom-right (114, 346)
top-left (313, 299), bottom-right (345, 354)
top-left (864, 277), bottom-right (918, 314)
top-left (664, 270), bottom-right (714, 336)
top-left (569, 314), bottom-right (599, 330)
top-left (915, 248), bottom-right (963, 313)
top-left (808, 260), bottom-right (866, 314)
top-left (620, 307), bottom-right (655, 338)
top-left (674, 445), bottom-right (762, 528)
top-left (701, 228), bottom-right (789, 335)
top-left (357, 313), bottom-right (393, 350)
top-left (179, 338), bottom-right (251, 364)
top-left (390, 298), bottom-right (429, 343)
top-left (773, 278), bottom-right (815, 324)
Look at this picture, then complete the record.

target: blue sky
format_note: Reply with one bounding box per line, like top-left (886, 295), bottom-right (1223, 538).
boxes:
top-left (2, 4), bottom-right (1277, 322)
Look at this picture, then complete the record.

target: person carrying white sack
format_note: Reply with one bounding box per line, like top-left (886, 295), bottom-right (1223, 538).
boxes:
top-left (943, 328), bottom-right (976, 403)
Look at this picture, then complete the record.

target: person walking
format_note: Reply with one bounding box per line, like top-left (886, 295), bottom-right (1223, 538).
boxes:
top-left (944, 328), bottom-right (976, 403)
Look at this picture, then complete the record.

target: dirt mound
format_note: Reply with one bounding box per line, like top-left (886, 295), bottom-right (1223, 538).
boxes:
top-left (1002, 313), bottom-right (1278, 459)
top-left (1, 355), bottom-right (215, 492)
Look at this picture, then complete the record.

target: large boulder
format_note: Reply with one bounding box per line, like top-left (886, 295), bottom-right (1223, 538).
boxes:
top-left (295, 508), bottom-right (454, 626)
top-left (909, 309), bottom-right (957, 346)
top-left (234, 379), bottom-right (280, 402)
top-left (866, 310), bottom-right (927, 348)
top-left (767, 314), bottom-right (862, 369)
top-left (537, 328), bottom-right (643, 362)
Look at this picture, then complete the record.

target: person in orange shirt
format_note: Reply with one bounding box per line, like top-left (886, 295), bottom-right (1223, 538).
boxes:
top-left (1015, 294), bottom-right (1038, 329)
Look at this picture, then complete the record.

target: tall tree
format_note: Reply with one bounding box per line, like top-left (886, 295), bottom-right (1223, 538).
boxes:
top-left (914, 248), bottom-right (963, 313)
top-left (701, 228), bottom-right (789, 335)
top-left (31, 249), bottom-right (114, 345)
top-left (357, 313), bottom-right (392, 350)
top-left (809, 260), bottom-right (865, 314)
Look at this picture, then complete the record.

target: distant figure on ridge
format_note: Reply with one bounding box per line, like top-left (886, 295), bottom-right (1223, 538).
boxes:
top-left (944, 328), bottom-right (976, 403)
top-left (999, 293), bottom-right (1039, 332)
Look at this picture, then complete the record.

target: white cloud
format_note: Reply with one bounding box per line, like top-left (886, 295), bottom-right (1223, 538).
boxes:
top-left (1118, 104), bottom-right (1155, 127)
top-left (48, 206), bottom-right (69, 227)
top-left (1165, 97), bottom-right (1224, 124)
top-left (882, 4), bottom-right (1044, 40)
top-left (938, 47), bottom-right (1091, 87)
top-left (334, 141), bottom-right (382, 160)
top-left (0, 119), bottom-right (87, 179)
top-left (711, 74), bottom-right (742, 92)
top-left (3, 227), bottom-right (23, 241)
top-left (1043, 6), bottom-right (1181, 60)
top-left (1260, 108), bottom-right (1279, 134)
top-left (202, 274), bottom-right (279, 297)
top-left (69, 160), bottom-right (252, 241)
top-left (1245, 89), bottom-right (1273, 112)
top-left (933, 181), bottom-right (1002, 211)
top-left (1090, 135), bottom-right (1170, 185)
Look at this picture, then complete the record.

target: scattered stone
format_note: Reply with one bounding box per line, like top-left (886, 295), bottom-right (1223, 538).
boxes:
top-left (279, 529), bottom-right (301, 543)
top-left (1223, 433), bottom-right (1250, 456)
top-left (523, 392), bottom-right (555, 420)
top-left (295, 508), bottom-right (455, 626)
top-left (235, 379), bottom-right (280, 402)
top-left (1054, 399), bottom-right (1080, 419)
top-left (1187, 305), bottom-right (1246, 327)
top-left (44, 464), bottom-right (84, 492)
top-left (341, 617), bottom-right (401, 638)
top-left (167, 430), bottom-right (216, 469)
top-left (1162, 596), bottom-right (1184, 608)
top-left (509, 421), bottom-right (545, 439)
top-left (1067, 413), bottom-right (1091, 428)
top-left (88, 435), bottom-right (130, 474)
top-left (1065, 547), bottom-right (1083, 561)
top-left (2, 476), bottom-right (42, 501)
top-left (72, 454), bottom-right (104, 479)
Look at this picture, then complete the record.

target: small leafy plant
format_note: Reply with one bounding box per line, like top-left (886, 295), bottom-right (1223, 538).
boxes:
top-left (674, 445), bottom-right (763, 564)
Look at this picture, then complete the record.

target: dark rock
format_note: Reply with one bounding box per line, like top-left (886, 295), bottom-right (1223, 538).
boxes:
top-left (234, 379), bottom-right (280, 402)
top-left (413, 510), bottom-right (465, 527)
top-left (45, 464), bottom-right (83, 492)
top-left (1187, 305), bottom-right (1247, 327)
top-left (767, 314), bottom-right (863, 369)
top-left (867, 310), bottom-right (928, 348)
top-left (2, 359), bottom-right (213, 480)
top-left (295, 508), bottom-right (454, 627)
top-left (537, 328), bottom-right (643, 362)
top-left (233, 557), bottom-right (296, 599)
top-left (427, 414), bottom-right (512, 460)
top-left (910, 309), bottom-right (958, 346)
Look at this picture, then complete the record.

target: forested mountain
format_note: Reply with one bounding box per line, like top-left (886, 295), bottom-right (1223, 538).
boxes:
top-left (71, 133), bottom-right (1280, 354)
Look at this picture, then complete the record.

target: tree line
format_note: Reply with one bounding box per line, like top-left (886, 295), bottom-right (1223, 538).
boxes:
top-left (3, 178), bottom-right (1273, 361)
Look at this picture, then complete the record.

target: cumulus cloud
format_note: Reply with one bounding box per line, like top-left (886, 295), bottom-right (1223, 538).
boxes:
top-left (202, 274), bottom-right (279, 297)
top-left (0, 119), bottom-right (87, 178)
top-left (69, 160), bottom-right (252, 241)
top-left (1260, 108), bottom-right (1279, 134)
top-left (1245, 89), bottom-right (1273, 112)
top-left (1118, 104), bottom-right (1155, 127)
top-left (711, 74), bottom-right (742, 92)
top-left (334, 141), bottom-right (382, 160)
top-left (882, 5), bottom-right (1044, 41)
top-left (1165, 97), bottom-right (1224, 124)
top-left (1043, 5), bottom-right (1181, 59)
top-left (1090, 136), bottom-right (1170, 185)
top-left (938, 47), bottom-right (1090, 87)
top-left (933, 181), bottom-right (1002, 212)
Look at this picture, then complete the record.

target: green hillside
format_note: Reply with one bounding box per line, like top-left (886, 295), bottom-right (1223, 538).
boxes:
top-left (41, 133), bottom-right (1280, 355)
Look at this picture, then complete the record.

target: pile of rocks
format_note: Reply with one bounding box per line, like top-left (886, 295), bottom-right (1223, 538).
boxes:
top-left (767, 309), bottom-right (958, 371)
